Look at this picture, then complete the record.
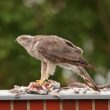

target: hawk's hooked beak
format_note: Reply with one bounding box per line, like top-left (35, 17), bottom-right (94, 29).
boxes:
top-left (15, 37), bottom-right (19, 42)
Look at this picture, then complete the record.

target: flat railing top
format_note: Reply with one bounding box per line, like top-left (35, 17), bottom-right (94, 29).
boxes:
top-left (0, 90), bottom-right (110, 100)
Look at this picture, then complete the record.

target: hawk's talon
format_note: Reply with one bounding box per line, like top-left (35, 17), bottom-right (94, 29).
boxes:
top-left (35, 80), bottom-right (40, 83)
top-left (35, 80), bottom-right (45, 87)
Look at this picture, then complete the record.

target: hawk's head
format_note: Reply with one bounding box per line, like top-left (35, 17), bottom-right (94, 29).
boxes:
top-left (16, 35), bottom-right (33, 49)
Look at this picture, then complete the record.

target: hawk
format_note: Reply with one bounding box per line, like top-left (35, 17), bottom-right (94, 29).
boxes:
top-left (16, 35), bottom-right (99, 91)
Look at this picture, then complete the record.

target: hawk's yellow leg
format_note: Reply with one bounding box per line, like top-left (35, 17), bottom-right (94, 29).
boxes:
top-left (35, 62), bottom-right (47, 87)
top-left (35, 79), bottom-right (45, 86)
top-left (35, 73), bottom-right (49, 86)
top-left (35, 62), bottom-right (56, 87)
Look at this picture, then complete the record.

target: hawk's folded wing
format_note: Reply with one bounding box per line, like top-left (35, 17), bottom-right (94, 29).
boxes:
top-left (36, 38), bottom-right (91, 68)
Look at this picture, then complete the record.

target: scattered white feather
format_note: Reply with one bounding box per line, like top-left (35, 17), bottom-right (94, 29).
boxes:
top-left (9, 80), bottom-right (110, 97)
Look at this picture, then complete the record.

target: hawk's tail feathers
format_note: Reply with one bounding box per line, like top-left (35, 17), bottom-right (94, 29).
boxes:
top-left (78, 66), bottom-right (100, 92)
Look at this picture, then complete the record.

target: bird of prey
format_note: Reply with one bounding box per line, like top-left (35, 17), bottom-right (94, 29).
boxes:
top-left (16, 35), bottom-right (99, 91)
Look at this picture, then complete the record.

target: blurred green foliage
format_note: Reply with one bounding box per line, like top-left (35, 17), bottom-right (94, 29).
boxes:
top-left (0, 0), bottom-right (110, 89)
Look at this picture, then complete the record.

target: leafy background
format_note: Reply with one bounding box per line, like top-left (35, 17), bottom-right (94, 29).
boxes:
top-left (0, 0), bottom-right (110, 89)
